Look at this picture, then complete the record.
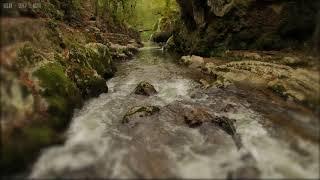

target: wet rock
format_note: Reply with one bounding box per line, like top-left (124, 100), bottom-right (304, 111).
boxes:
top-left (199, 79), bottom-right (211, 89)
top-left (227, 166), bottom-right (261, 179)
top-left (134, 81), bottom-right (158, 96)
top-left (163, 36), bottom-right (175, 52)
top-left (122, 106), bottom-right (160, 124)
top-left (183, 107), bottom-right (214, 127)
top-left (180, 56), bottom-right (192, 65)
top-left (151, 16), bottom-right (175, 43)
top-left (180, 55), bottom-right (204, 69)
top-left (151, 32), bottom-right (172, 43)
top-left (202, 62), bottom-right (216, 75)
top-left (109, 42), bottom-right (139, 60)
top-left (212, 116), bottom-right (236, 136)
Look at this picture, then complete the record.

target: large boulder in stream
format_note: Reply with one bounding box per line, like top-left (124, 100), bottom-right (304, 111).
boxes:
top-left (134, 81), bottom-right (158, 96)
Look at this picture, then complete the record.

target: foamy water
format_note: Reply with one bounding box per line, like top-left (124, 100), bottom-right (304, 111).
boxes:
top-left (30, 45), bottom-right (319, 179)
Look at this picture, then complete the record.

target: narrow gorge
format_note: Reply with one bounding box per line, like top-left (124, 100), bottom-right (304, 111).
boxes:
top-left (1, 0), bottom-right (319, 179)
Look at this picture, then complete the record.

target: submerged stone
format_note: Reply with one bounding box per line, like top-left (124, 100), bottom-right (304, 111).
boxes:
top-left (212, 116), bottom-right (237, 136)
top-left (122, 106), bottom-right (160, 124)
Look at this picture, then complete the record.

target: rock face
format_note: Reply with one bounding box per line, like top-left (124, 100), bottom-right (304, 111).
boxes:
top-left (171, 0), bottom-right (320, 56)
top-left (202, 60), bottom-right (320, 109)
top-left (122, 106), bottom-right (160, 124)
top-left (134, 81), bottom-right (158, 96)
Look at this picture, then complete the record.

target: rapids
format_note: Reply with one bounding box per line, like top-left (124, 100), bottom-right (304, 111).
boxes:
top-left (30, 44), bottom-right (319, 179)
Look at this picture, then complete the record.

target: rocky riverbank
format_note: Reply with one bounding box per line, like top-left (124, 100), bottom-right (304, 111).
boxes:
top-left (177, 51), bottom-right (320, 112)
top-left (0, 1), bottom-right (141, 174)
top-left (166, 0), bottom-right (320, 56)
top-left (149, 0), bottom-right (320, 113)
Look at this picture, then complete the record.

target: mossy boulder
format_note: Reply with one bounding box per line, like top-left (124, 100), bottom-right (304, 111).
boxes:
top-left (33, 62), bottom-right (82, 128)
top-left (66, 63), bottom-right (108, 98)
top-left (69, 43), bottom-right (116, 80)
top-left (1, 42), bottom-right (114, 173)
top-left (122, 106), bottom-right (160, 124)
top-left (134, 81), bottom-right (158, 96)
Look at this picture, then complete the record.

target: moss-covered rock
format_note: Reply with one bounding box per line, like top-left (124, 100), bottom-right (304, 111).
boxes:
top-left (66, 63), bottom-right (108, 98)
top-left (122, 106), bottom-right (160, 124)
top-left (33, 62), bottom-right (82, 128)
top-left (134, 81), bottom-right (158, 96)
top-left (69, 43), bottom-right (115, 79)
top-left (1, 41), bottom-right (115, 174)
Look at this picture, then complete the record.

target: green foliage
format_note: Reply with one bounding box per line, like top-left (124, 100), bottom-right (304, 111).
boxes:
top-left (96, 0), bottom-right (137, 23)
top-left (127, 0), bottom-right (178, 40)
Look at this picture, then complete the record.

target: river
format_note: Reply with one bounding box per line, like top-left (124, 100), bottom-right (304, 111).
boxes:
top-left (30, 44), bottom-right (319, 179)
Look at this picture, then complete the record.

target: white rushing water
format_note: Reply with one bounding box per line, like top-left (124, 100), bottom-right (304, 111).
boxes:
top-left (30, 45), bottom-right (319, 179)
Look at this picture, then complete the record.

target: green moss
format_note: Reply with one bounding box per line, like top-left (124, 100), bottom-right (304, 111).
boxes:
top-left (33, 62), bottom-right (82, 129)
top-left (1, 125), bottom-right (56, 174)
top-left (68, 43), bottom-right (115, 79)
top-left (17, 43), bottom-right (44, 68)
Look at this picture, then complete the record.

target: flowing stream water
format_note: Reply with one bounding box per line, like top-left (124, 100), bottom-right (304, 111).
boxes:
top-left (30, 44), bottom-right (319, 179)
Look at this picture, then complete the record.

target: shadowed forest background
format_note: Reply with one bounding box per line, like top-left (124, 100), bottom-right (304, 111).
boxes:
top-left (1, 0), bottom-right (319, 178)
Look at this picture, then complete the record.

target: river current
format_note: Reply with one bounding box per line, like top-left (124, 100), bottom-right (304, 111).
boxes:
top-left (30, 44), bottom-right (319, 179)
